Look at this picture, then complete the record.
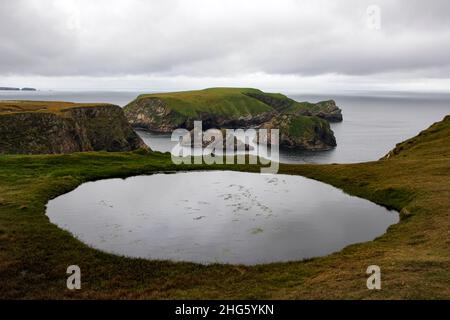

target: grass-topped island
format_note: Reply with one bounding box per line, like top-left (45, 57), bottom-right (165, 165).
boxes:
top-left (0, 111), bottom-right (449, 299)
top-left (124, 87), bottom-right (341, 150)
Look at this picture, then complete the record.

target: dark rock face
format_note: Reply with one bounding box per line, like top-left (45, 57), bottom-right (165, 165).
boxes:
top-left (191, 111), bottom-right (276, 131)
top-left (180, 128), bottom-right (254, 151)
top-left (124, 97), bottom-right (176, 133)
top-left (296, 100), bottom-right (343, 122)
top-left (258, 114), bottom-right (337, 151)
top-left (0, 105), bottom-right (148, 154)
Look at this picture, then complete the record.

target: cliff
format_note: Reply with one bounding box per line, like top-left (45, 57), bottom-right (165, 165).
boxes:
top-left (0, 101), bottom-right (148, 154)
top-left (258, 114), bottom-right (337, 150)
top-left (286, 100), bottom-right (343, 122)
top-left (180, 128), bottom-right (254, 151)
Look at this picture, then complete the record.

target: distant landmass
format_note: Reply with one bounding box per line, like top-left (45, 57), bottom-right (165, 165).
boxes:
top-left (124, 87), bottom-right (343, 151)
top-left (0, 87), bottom-right (37, 91)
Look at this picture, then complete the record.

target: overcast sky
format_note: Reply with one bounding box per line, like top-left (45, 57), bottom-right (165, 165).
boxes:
top-left (1, 0), bottom-right (450, 92)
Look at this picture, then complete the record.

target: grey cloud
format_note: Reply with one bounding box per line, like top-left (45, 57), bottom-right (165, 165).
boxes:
top-left (0, 0), bottom-right (449, 78)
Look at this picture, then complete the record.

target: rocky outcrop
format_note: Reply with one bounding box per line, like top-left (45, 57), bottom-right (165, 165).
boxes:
top-left (244, 93), bottom-right (343, 122)
top-left (257, 114), bottom-right (337, 150)
top-left (124, 97), bottom-right (176, 133)
top-left (0, 103), bottom-right (148, 154)
top-left (294, 100), bottom-right (343, 122)
top-left (180, 128), bottom-right (254, 151)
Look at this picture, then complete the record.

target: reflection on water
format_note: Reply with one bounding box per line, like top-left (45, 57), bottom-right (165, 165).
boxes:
top-left (46, 171), bottom-right (398, 265)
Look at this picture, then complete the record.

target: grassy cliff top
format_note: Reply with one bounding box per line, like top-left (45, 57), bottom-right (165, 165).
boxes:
top-left (126, 87), bottom-right (339, 119)
top-left (284, 100), bottom-right (336, 113)
top-left (127, 87), bottom-right (275, 117)
top-left (284, 115), bottom-right (329, 138)
top-left (0, 101), bottom-right (115, 115)
top-left (265, 114), bottom-right (332, 139)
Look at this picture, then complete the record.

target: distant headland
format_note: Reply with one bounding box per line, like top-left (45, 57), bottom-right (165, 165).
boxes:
top-left (0, 87), bottom-right (37, 91)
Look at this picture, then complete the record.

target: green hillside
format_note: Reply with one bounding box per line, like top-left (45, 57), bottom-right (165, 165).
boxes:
top-left (127, 88), bottom-right (273, 118)
top-left (0, 100), bottom-right (111, 115)
top-left (260, 114), bottom-right (337, 150)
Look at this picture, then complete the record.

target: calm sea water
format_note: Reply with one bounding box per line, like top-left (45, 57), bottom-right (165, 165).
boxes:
top-left (46, 172), bottom-right (398, 265)
top-left (2, 90), bottom-right (449, 163)
top-left (0, 90), bottom-right (141, 107)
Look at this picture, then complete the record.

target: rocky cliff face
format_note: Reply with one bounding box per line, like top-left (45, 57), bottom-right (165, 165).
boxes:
top-left (0, 103), bottom-right (148, 154)
top-left (258, 114), bottom-right (337, 150)
top-left (124, 97), bottom-right (177, 133)
top-left (295, 100), bottom-right (343, 122)
top-left (180, 128), bottom-right (254, 151)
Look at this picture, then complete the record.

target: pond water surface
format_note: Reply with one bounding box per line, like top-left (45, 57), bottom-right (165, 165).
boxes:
top-left (46, 171), bottom-right (398, 265)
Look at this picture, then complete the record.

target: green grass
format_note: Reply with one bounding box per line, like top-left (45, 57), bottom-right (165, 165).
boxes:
top-left (285, 100), bottom-right (331, 114)
top-left (127, 87), bottom-right (332, 118)
top-left (286, 115), bottom-right (328, 138)
top-left (127, 88), bottom-right (274, 118)
top-left (0, 101), bottom-right (114, 115)
top-left (0, 116), bottom-right (450, 299)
